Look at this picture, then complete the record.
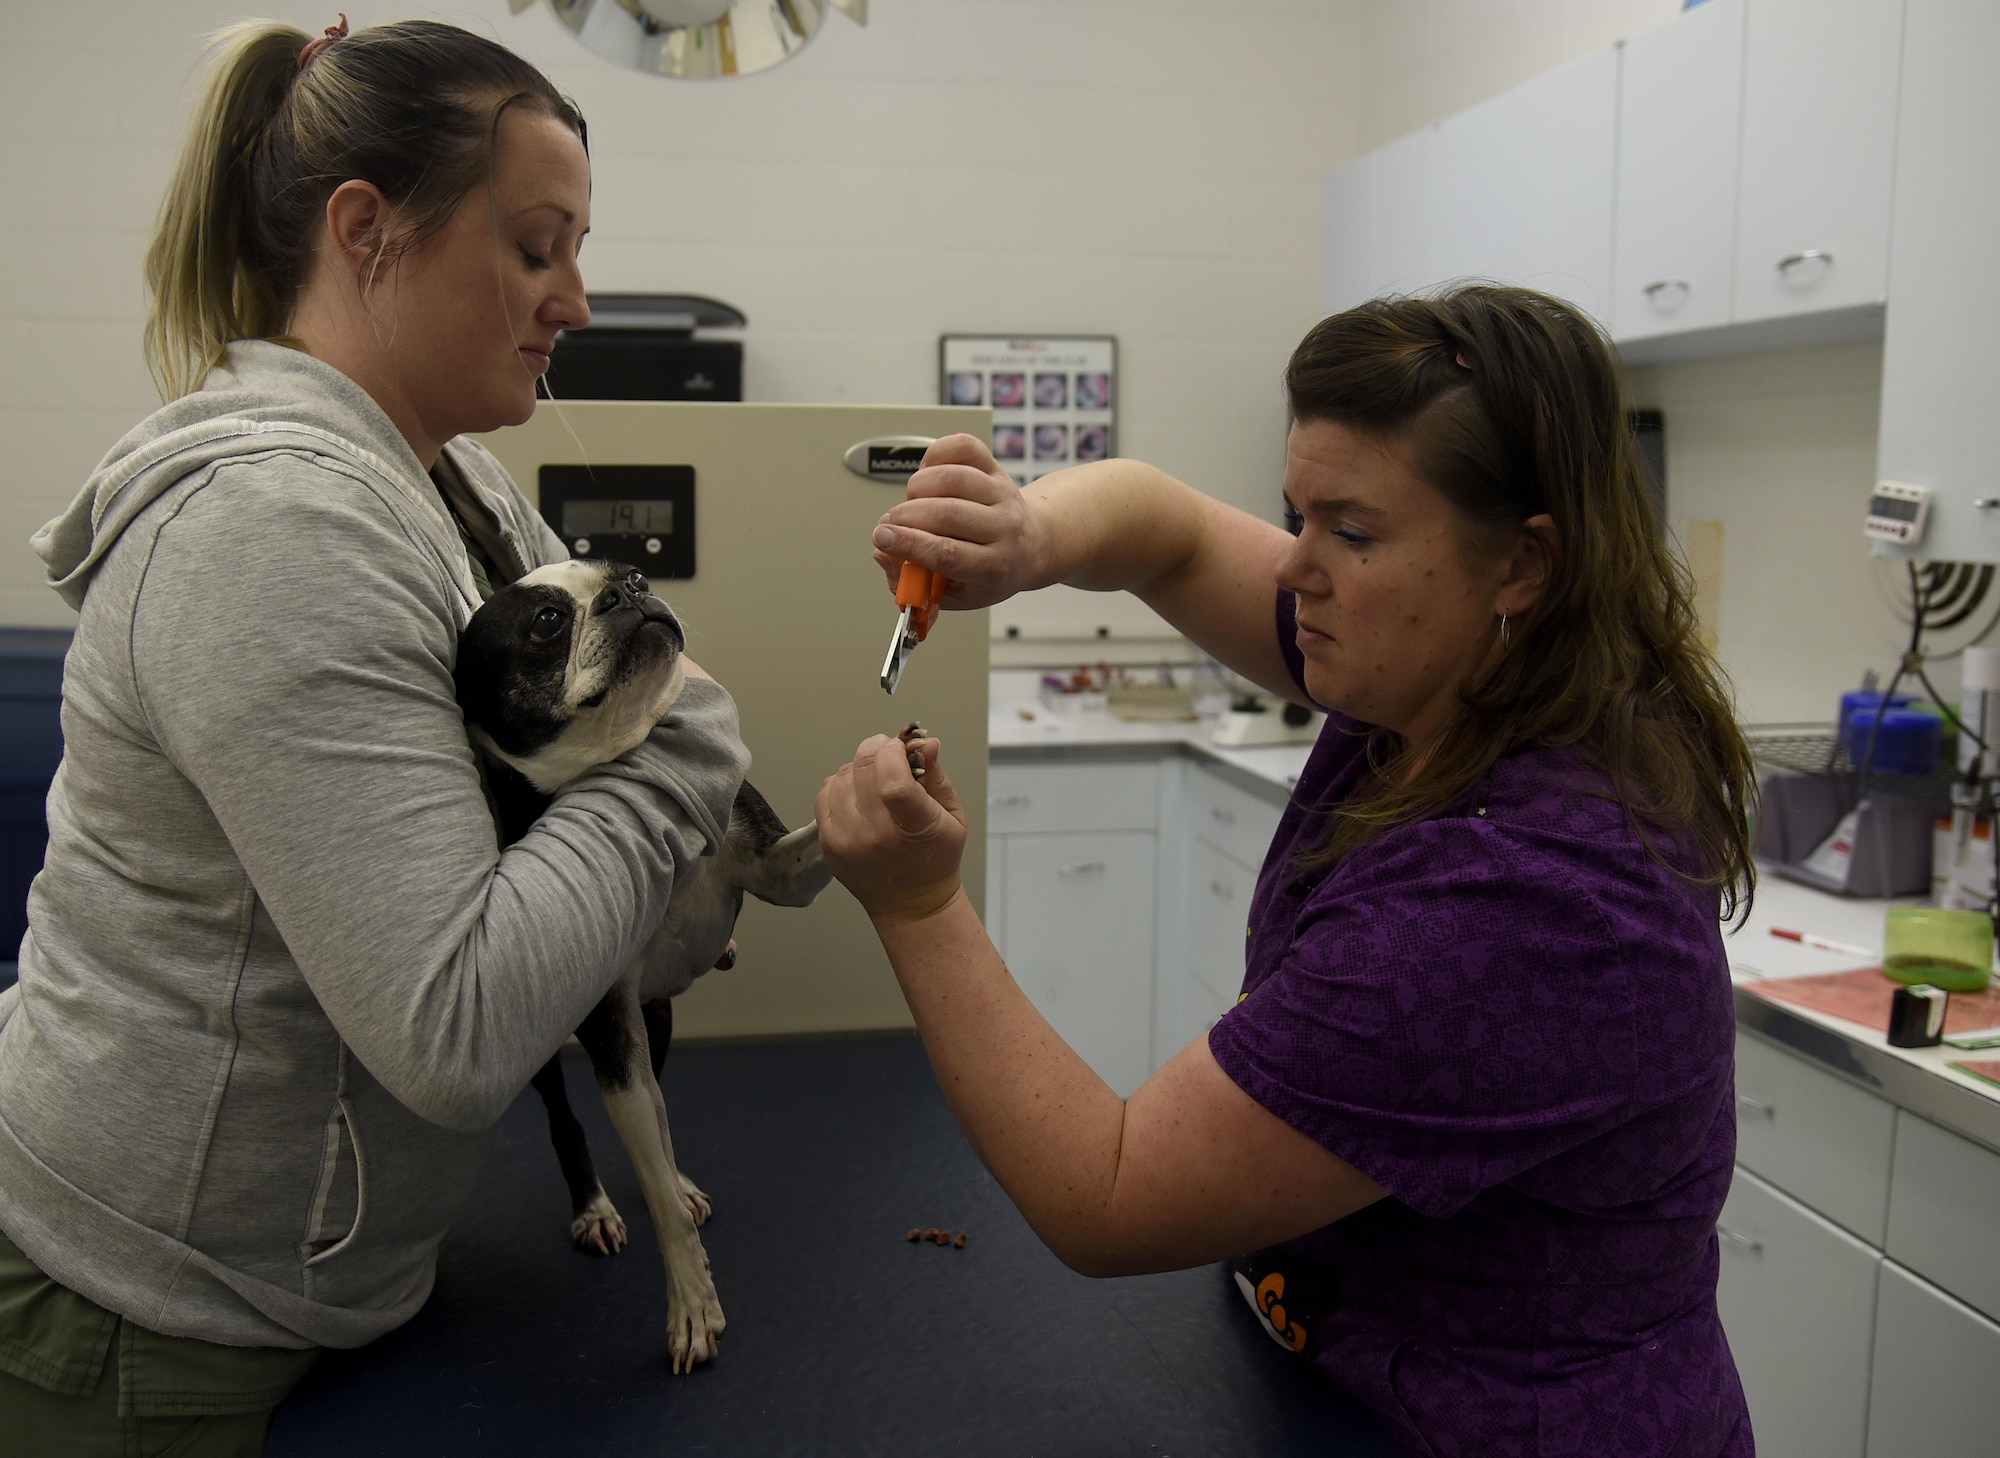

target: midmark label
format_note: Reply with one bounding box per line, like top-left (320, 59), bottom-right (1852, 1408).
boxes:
top-left (843, 436), bottom-right (937, 483)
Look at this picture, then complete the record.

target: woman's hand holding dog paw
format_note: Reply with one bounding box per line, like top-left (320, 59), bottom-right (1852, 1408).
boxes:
top-left (817, 733), bottom-right (966, 925)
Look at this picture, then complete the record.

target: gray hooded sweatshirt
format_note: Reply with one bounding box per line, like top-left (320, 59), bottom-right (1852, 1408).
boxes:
top-left (0, 341), bottom-right (749, 1350)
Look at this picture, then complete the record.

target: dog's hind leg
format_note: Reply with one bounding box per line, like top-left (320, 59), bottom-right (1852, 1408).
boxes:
top-left (581, 980), bottom-right (725, 1373)
top-left (641, 999), bottom-right (712, 1227)
top-left (530, 1053), bottom-right (627, 1256)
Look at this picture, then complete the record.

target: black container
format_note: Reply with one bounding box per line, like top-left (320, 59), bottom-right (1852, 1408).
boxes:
top-left (1887, 983), bottom-right (1949, 1047)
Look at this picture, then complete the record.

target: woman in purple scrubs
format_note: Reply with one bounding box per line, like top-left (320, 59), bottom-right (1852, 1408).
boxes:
top-left (818, 285), bottom-right (1758, 1457)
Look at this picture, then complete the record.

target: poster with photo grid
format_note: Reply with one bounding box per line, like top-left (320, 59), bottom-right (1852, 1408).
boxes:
top-left (939, 335), bottom-right (1117, 487)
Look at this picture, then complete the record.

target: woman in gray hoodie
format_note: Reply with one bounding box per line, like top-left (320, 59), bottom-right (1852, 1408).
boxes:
top-left (0, 18), bottom-right (747, 1452)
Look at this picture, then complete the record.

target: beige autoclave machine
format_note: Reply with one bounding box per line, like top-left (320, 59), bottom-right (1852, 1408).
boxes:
top-left (478, 401), bottom-right (989, 1040)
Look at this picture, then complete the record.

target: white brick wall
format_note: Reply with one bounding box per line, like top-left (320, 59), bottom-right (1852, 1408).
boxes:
top-left (0, 0), bottom-right (1366, 629)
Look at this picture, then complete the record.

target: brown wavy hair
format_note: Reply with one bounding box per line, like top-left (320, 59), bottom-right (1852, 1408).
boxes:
top-left (145, 19), bottom-right (586, 400)
top-left (1288, 285), bottom-right (1756, 921)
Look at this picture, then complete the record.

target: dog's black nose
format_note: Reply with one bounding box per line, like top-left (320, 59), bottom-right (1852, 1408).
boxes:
top-left (594, 568), bottom-right (650, 616)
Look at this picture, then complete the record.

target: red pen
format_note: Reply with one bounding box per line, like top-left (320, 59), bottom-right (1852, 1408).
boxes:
top-left (1770, 927), bottom-right (1875, 959)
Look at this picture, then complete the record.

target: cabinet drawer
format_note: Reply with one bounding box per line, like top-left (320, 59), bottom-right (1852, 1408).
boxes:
top-left (1717, 1167), bottom-right (1880, 1458)
top-left (1886, 1112), bottom-right (2000, 1322)
top-left (988, 762), bottom-right (1157, 836)
top-left (1867, 1260), bottom-right (2000, 1458)
top-left (1186, 839), bottom-right (1254, 1011)
top-left (1186, 767), bottom-right (1284, 870)
top-left (1734, 1030), bottom-right (1895, 1244)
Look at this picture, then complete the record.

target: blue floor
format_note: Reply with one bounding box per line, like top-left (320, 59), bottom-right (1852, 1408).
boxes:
top-left (264, 1033), bottom-right (1396, 1457)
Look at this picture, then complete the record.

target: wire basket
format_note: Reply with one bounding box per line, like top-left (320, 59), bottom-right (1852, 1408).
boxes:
top-left (1748, 725), bottom-right (1959, 812)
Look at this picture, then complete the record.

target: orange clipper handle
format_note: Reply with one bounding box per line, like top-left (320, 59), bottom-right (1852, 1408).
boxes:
top-left (895, 561), bottom-right (947, 640)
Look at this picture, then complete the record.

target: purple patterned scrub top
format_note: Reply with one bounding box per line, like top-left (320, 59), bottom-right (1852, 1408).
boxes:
top-left (1207, 593), bottom-right (1751, 1457)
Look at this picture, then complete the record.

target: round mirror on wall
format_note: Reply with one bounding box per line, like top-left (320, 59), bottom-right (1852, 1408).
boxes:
top-left (514, 0), bottom-right (866, 80)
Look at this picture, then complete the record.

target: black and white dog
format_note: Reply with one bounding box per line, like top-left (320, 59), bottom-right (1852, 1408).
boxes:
top-left (454, 559), bottom-right (831, 1372)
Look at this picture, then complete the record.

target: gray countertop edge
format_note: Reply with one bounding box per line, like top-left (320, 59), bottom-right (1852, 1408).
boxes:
top-left (1735, 987), bottom-right (2000, 1156)
top-left (990, 738), bottom-right (1296, 803)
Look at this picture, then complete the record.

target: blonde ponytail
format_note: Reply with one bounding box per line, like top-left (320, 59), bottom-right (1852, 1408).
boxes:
top-left (142, 18), bottom-right (586, 403)
top-left (144, 22), bottom-right (308, 401)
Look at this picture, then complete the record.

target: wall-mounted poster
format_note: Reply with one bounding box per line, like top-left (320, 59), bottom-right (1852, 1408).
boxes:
top-left (939, 335), bottom-right (1117, 487)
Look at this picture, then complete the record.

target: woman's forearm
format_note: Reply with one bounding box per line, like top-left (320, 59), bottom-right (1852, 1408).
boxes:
top-left (1023, 461), bottom-right (1300, 698)
top-left (872, 890), bottom-right (1132, 1269)
top-left (1021, 459), bottom-right (1212, 595)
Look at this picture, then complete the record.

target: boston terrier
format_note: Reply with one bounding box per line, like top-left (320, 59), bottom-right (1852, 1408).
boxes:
top-left (454, 559), bottom-right (831, 1372)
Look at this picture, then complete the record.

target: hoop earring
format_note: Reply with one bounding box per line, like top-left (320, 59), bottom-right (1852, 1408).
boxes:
top-left (1499, 613), bottom-right (1511, 649)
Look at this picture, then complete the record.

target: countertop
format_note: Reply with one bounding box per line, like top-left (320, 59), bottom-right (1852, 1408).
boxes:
top-left (985, 702), bottom-right (2000, 1151)
top-left (1728, 875), bottom-right (2000, 1153)
top-left (987, 700), bottom-right (1314, 798)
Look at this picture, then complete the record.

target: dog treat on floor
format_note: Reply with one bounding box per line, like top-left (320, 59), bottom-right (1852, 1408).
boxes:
top-left (898, 721), bottom-right (928, 778)
top-left (906, 1228), bottom-right (921, 1241)
top-left (954, 1232), bottom-right (966, 1248)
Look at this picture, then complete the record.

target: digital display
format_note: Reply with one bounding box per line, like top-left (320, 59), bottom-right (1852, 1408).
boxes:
top-left (1869, 496), bottom-right (1921, 523)
top-left (562, 499), bottom-right (675, 536)
top-left (539, 464), bottom-right (696, 579)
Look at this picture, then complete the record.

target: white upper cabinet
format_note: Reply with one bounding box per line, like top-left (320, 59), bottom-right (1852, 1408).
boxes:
top-left (1875, 0), bottom-right (2000, 564)
top-left (1732, 0), bottom-right (1904, 324)
top-left (1368, 125), bottom-right (1441, 300)
top-left (1322, 152), bottom-right (1373, 315)
top-left (1321, 51), bottom-right (1614, 320)
top-left (1322, 125), bottom-right (1439, 314)
top-left (1612, 0), bottom-right (1746, 340)
top-left (1429, 47), bottom-right (1619, 320)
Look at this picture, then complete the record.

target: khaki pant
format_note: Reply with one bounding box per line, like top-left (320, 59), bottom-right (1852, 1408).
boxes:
top-left (0, 1359), bottom-right (278, 1458)
top-left (0, 1225), bottom-right (315, 1458)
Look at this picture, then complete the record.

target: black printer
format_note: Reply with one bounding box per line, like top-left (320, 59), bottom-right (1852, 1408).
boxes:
top-left (543, 294), bottom-right (746, 402)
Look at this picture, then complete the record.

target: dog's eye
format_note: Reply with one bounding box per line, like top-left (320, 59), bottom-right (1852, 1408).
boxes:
top-left (528, 606), bottom-right (568, 643)
top-left (625, 569), bottom-right (649, 596)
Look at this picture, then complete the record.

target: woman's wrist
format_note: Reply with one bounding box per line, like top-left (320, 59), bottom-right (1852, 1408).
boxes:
top-left (867, 878), bottom-right (969, 931)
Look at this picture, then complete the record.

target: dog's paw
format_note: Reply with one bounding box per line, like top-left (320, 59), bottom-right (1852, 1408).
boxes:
top-left (665, 1261), bottom-right (726, 1373)
top-left (570, 1188), bottom-right (628, 1256)
top-left (678, 1171), bottom-right (713, 1227)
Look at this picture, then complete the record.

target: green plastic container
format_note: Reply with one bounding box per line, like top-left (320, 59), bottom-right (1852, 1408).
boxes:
top-left (1884, 907), bottom-right (1994, 993)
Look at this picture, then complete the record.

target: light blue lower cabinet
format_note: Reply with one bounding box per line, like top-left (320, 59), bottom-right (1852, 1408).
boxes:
top-left (1717, 1166), bottom-right (1879, 1458)
top-left (997, 829), bottom-right (1157, 1100)
top-left (988, 755), bottom-right (1287, 1097)
top-left (1866, 1260), bottom-right (2000, 1458)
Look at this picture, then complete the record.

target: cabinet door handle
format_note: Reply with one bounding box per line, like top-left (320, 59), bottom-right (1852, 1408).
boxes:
top-left (1642, 279), bottom-right (1691, 308)
top-left (1776, 249), bottom-right (1833, 276)
top-left (1209, 880), bottom-right (1235, 900)
top-left (989, 794), bottom-right (1032, 808)
top-left (1717, 1226), bottom-right (1763, 1256)
top-left (1057, 860), bottom-right (1107, 878)
top-left (1735, 1094), bottom-right (1774, 1120)
top-left (1209, 806), bottom-right (1236, 826)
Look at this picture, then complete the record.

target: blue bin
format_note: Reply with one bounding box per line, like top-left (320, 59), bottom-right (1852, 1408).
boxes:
top-left (1844, 706), bottom-right (1943, 775)
top-left (1837, 690), bottom-right (1916, 744)
top-left (0, 629), bottom-right (72, 973)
